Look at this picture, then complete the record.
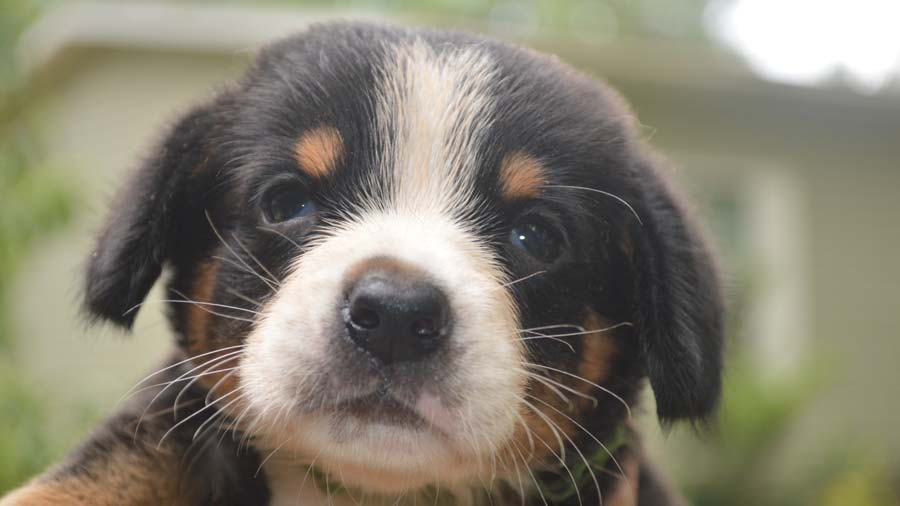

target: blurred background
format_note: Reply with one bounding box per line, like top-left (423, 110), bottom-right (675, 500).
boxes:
top-left (1, 1), bottom-right (899, 504)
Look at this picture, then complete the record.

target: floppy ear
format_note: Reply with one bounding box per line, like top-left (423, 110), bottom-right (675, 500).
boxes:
top-left (84, 103), bottom-right (216, 329)
top-left (631, 151), bottom-right (725, 425)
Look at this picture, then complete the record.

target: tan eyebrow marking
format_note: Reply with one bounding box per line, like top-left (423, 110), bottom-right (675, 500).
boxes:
top-left (499, 151), bottom-right (545, 199)
top-left (293, 126), bottom-right (343, 178)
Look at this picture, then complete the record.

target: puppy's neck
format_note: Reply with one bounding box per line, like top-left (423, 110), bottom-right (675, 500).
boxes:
top-left (262, 458), bottom-right (496, 506)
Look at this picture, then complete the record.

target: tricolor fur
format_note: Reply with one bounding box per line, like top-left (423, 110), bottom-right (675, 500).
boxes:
top-left (1, 23), bottom-right (723, 506)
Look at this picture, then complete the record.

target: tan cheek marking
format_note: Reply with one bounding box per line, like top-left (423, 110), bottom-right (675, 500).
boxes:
top-left (185, 259), bottom-right (219, 356)
top-left (293, 126), bottom-right (343, 178)
top-left (576, 310), bottom-right (620, 395)
top-left (499, 310), bottom-right (620, 470)
top-left (183, 259), bottom-right (240, 398)
top-left (500, 383), bottom-right (576, 468)
top-left (499, 151), bottom-right (545, 200)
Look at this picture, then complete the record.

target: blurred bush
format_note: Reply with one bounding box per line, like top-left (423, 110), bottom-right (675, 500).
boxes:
top-left (0, 126), bottom-right (78, 492)
top-left (678, 351), bottom-right (898, 505)
top-left (0, 0), bottom-right (80, 492)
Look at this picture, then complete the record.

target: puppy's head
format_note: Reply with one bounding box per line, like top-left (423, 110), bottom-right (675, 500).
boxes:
top-left (85, 23), bottom-right (723, 493)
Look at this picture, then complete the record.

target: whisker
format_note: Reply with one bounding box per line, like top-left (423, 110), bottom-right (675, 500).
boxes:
top-left (525, 424), bottom-right (584, 506)
top-left (225, 287), bottom-right (264, 309)
top-left (520, 395), bottom-right (603, 505)
top-left (155, 295), bottom-right (260, 315)
top-left (193, 390), bottom-right (249, 442)
top-left (526, 362), bottom-right (632, 420)
top-left (513, 410), bottom-right (537, 456)
top-left (172, 360), bottom-right (243, 418)
top-left (231, 232), bottom-right (281, 287)
top-left (496, 270), bottom-right (546, 290)
top-left (211, 254), bottom-right (273, 284)
top-left (527, 393), bottom-right (631, 493)
top-left (120, 344), bottom-right (246, 401)
top-left (506, 438), bottom-right (528, 506)
top-left (295, 449), bottom-right (324, 506)
top-left (204, 368), bottom-right (241, 405)
top-left (521, 371), bottom-right (574, 410)
top-left (125, 365), bottom-right (239, 402)
top-left (525, 322), bottom-right (634, 339)
top-left (157, 388), bottom-right (242, 449)
top-left (258, 225), bottom-right (304, 250)
top-left (520, 324), bottom-right (586, 333)
top-left (517, 333), bottom-right (576, 353)
top-left (205, 211), bottom-right (279, 291)
top-left (124, 293), bottom-right (256, 324)
top-left (253, 436), bottom-right (292, 478)
top-left (130, 397), bottom-right (205, 426)
top-left (183, 417), bottom-right (222, 473)
top-left (509, 439), bottom-right (550, 506)
top-left (135, 350), bottom-right (245, 437)
top-left (520, 369), bottom-right (598, 409)
top-left (518, 396), bottom-right (567, 465)
top-left (542, 184), bottom-right (643, 226)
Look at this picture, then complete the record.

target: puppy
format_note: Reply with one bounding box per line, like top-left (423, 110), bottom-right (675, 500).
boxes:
top-left (1, 22), bottom-right (723, 506)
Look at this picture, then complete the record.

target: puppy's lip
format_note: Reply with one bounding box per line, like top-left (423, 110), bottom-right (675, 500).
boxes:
top-left (336, 393), bottom-right (424, 426)
top-left (412, 391), bottom-right (455, 434)
top-left (332, 391), bottom-right (452, 436)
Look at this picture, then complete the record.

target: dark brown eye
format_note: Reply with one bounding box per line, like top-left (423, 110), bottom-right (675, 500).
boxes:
top-left (263, 186), bottom-right (317, 223)
top-left (510, 218), bottom-right (563, 262)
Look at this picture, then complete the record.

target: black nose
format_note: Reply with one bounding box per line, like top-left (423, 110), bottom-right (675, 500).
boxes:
top-left (343, 266), bottom-right (451, 365)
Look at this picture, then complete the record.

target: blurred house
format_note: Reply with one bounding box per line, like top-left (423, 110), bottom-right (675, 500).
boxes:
top-left (13, 0), bottom-right (900, 475)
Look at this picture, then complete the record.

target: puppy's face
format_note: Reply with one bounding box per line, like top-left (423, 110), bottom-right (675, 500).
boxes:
top-left (85, 24), bottom-right (723, 493)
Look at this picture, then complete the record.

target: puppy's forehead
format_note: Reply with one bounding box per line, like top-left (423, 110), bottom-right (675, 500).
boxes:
top-left (242, 25), bottom-right (633, 214)
top-left (372, 39), bottom-right (496, 215)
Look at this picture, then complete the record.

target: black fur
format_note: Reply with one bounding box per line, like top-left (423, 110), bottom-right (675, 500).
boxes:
top-left (631, 153), bottom-right (724, 423)
top-left (47, 355), bottom-right (270, 504)
top-left (84, 103), bottom-right (220, 329)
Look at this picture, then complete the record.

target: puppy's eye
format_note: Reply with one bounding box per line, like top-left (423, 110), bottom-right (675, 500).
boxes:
top-left (510, 218), bottom-right (562, 262)
top-left (263, 186), bottom-right (317, 223)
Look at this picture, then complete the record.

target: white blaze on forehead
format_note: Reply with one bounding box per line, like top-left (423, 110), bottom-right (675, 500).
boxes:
top-left (374, 39), bottom-right (496, 215)
top-left (237, 38), bottom-right (526, 486)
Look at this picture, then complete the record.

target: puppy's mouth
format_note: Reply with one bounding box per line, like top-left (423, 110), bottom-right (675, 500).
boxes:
top-left (336, 392), bottom-right (427, 428)
top-left (320, 380), bottom-right (456, 437)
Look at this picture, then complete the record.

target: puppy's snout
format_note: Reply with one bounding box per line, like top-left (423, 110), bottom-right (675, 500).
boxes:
top-left (343, 261), bottom-right (451, 365)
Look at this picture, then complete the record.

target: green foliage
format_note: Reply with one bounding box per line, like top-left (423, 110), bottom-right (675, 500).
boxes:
top-left (0, 132), bottom-right (75, 346)
top-left (683, 360), bottom-right (820, 506)
top-left (0, 143), bottom-right (77, 492)
top-left (0, 359), bottom-right (58, 491)
top-left (0, 352), bottom-right (98, 493)
top-left (819, 462), bottom-right (898, 506)
top-left (0, 114), bottom-right (77, 496)
top-left (0, 0), bottom-right (77, 494)
top-left (682, 359), bottom-right (898, 506)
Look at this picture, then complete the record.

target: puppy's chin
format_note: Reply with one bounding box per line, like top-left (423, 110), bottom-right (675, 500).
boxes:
top-left (247, 410), bottom-right (488, 493)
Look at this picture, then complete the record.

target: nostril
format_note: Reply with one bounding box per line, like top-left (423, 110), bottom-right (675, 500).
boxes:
top-left (411, 316), bottom-right (440, 339)
top-left (349, 304), bottom-right (380, 330)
